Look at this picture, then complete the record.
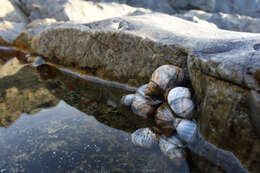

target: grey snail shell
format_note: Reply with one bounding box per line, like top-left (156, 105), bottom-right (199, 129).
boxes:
top-left (120, 94), bottom-right (135, 107)
top-left (131, 84), bottom-right (162, 118)
top-left (159, 135), bottom-right (186, 160)
top-left (131, 128), bottom-right (158, 148)
top-left (154, 104), bottom-right (175, 136)
top-left (176, 119), bottom-right (197, 144)
top-left (144, 65), bottom-right (184, 97)
top-left (167, 87), bottom-right (194, 119)
top-left (131, 94), bottom-right (155, 119)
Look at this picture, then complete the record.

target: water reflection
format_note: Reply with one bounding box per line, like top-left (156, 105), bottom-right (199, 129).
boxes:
top-left (0, 101), bottom-right (177, 173)
top-left (0, 59), bottom-right (182, 172)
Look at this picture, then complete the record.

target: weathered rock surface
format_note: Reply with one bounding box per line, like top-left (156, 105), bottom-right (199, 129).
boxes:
top-left (14, 0), bottom-right (151, 23)
top-left (11, 12), bottom-right (259, 172)
top-left (90, 0), bottom-right (260, 18)
top-left (0, 21), bottom-right (26, 46)
top-left (0, 0), bottom-right (28, 23)
top-left (176, 10), bottom-right (260, 33)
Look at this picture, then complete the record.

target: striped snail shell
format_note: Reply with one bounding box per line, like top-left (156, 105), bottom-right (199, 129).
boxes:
top-left (131, 128), bottom-right (158, 148)
top-left (136, 84), bottom-right (162, 106)
top-left (131, 84), bottom-right (162, 118)
top-left (159, 135), bottom-right (188, 165)
top-left (155, 104), bottom-right (175, 136)
top-left (167, 87), bottom-right (194, 119)
top-left (144, 65), bottom-right (184, 97)
top-left (176, 119), bottom-right (197, 144)
top-left (32, 56), bottom-right (46, 67)
top-left (120, 94), bottom-right (135, 107)
top-left (131, 94), bottom-right (155, 119)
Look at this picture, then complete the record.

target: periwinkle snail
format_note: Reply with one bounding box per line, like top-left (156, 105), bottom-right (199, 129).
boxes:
top-left (167, 87), bottom-right (194, 119)
top-left (121, 84), bottom-right (162, 118)
top-left (144, 65), bottom-right (184, 97)
top-left (131, 128), bottom-right (158, 148)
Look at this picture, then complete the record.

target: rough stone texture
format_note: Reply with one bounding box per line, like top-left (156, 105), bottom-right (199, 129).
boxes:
top-left (90, 0), bottom-right (260, 18)
top-left (14, 0), bottom-right (151, 23)
top-left (176, 10), bottom-right (260, 33)
top-left (248, 90), bottom-right (260, 136)
top-left (0, 0), bottom-right (28, 23)
top-left (0, 21), bottom-right (26, 46)
top-left (15, 13), bottom-right (259, 172)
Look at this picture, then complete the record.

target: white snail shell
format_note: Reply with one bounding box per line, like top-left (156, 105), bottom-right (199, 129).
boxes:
top-left (176, 120), bottom-right (197, 144)
top-left (167, 87), bottom-right (194, 119)
top-left (144, 65), bottom-right (184, 97)
top-left (131, 94), bottom-right (155, 119)
top-left (159, 135), bottom-right (186, 160)
top-left (120, 94), bottom-right (135, 106)
top-left (136, 84), bottom-right (162, 106)
top-left (131, 128), bottom-right (158, 148)
top-left (155, 104), bottom-right (175, 126)
top-left (32, 56), bottom-right (46, 67)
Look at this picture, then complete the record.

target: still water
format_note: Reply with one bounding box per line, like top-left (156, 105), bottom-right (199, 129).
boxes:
top-left (0, 58), bottom-right (188, 173)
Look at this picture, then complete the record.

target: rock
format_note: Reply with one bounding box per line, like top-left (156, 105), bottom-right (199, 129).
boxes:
top-left (0, 0), bottom-right (28, 23)
top-left (0, 21), bottom-right (26, 46)
top-left (175, 10), bottom-right (260, 33)
top-left (248, 90), bottom-right (260, 136)
top-left (10, 12), bottom-right (260, 172)
top-left (14, 0), bottom-right (151, 22)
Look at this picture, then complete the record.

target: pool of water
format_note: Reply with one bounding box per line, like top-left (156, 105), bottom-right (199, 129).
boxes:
top-left (0, 58), bottom-right (190, 173)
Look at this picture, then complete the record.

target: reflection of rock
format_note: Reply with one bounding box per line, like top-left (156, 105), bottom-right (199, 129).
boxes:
top-left (0, 58), bottom-right (59, 127)
top-left (175, 10), bottom-right (260, 33)
top-left (14, 0), bottom-right (151, 22)
top-left (0, 21), bottom-right (26, 46)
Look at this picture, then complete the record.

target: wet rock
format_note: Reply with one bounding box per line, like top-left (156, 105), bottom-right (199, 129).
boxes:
top-left (14, 0), bottom-right (151, 22)
top-left (175, 10), bottom-right (260, 33)
top-left (0, 0), bottom-right (28, 23)
top-left (248, 90), bottom-right (260, 136)
top-left (0, 21), bottom-right (26, 46)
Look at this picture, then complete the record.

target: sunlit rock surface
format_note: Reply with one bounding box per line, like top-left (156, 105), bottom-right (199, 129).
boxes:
top-left (175, 10), bottom-right (260, 33)
top-left (13, 0), bottom-right (151, 23)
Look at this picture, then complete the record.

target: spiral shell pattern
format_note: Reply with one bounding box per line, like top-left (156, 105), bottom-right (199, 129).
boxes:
top-left (176, 120), bottom-right (197, 144)
top-left (167, 87), bottom-right (194, 119)
top-left (145, 65), bottom-right (184, 96)
top-left (131, 128), bottom-right (158, 148)
top-left (120, 94), bottom-right (135, 106)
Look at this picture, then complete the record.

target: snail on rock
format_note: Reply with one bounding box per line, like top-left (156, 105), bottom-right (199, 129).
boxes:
top-left (144, 65), bottom-right (184, 97)
top-left (167, 87), bottom-right (194, 119)
top-left (121, 84), bottom-right (162, 119)
top-left (131, 128), bottom-right (158, 149)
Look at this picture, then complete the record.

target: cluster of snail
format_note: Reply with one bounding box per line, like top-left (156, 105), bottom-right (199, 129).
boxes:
top-left (121, 65), bottom-right (249, 173)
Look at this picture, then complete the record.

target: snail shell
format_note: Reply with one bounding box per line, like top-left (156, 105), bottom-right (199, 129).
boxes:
top-left (176, 119), bottom-right (197, 144)
top-left (32, 56), bottom-right (46, 67)
top-left (131, 94), bottom-right (155, 119)
top-left (131, 128), bottom-right (158, 148)
top-left (144, 65), bottom-right (184, 97)
top-left (159, 135), bottom-right (186, 160)
top-left (155, 104), bottom-right (175, 136)
top-left (120, 94), bottom-right (135, 107)
top-left (167, 87), bottom-right (194, 119)
top-left (136, 84), bottom-right (162, 106)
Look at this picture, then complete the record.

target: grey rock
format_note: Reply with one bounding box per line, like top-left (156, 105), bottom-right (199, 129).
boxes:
top-left (248, 90), bottom-right (260, 136)
top-left (0, 0), bottom-right (28, 23)
top-left (14, 0), bottom-right (151, 22)
top-left (176, 10), bottom-right (260, 33)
